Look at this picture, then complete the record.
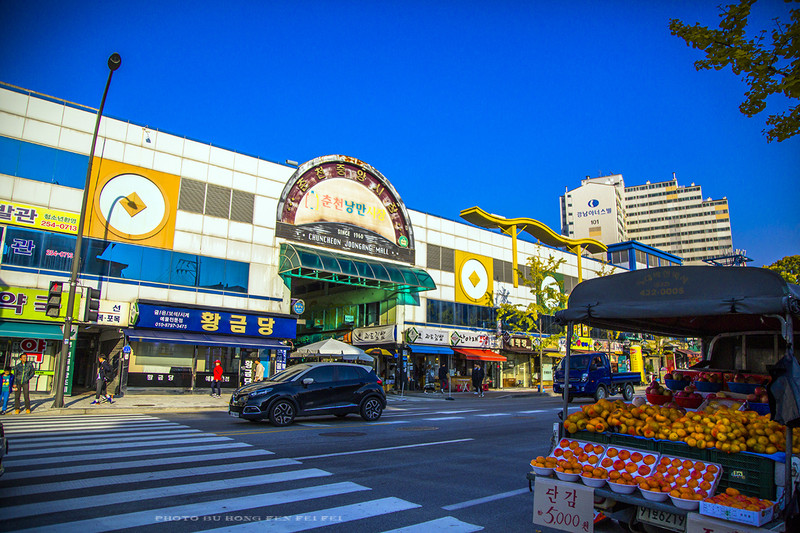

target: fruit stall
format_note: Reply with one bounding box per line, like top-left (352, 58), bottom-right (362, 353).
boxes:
top-left (530, 267), bottom-right (800, 533)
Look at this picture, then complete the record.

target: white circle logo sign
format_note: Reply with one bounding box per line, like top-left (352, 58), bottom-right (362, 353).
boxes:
top-left (461, 258), bottom-right (489, 301)
top-left (98, 173), bottom-right (167, 237)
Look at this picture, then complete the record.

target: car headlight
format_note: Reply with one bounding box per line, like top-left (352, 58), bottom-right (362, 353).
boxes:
top-left (248, 388), bottom-right (272, 399)
top-left (581, 373), bottom-right (588, 382)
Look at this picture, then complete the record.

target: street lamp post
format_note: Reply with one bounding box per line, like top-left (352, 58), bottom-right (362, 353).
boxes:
top-left (52, 53), bottom-right (122, 408)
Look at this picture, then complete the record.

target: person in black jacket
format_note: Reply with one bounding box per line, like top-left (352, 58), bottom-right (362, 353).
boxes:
top-left (438, 362), bottom-right (448, 394)
top-left (91, 355), bottom-right (114, 405)
top-left (472, 363), bottom-right (485, 398)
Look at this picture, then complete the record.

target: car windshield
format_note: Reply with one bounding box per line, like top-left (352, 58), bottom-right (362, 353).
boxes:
top-left (267, 365), bottom-right (309, 382)
top-left (557, 354), bottom-right (593, 371)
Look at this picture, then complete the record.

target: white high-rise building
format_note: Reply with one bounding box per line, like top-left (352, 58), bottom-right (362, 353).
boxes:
top-left (560, 174), bottom-right (627, 246)
top-left (560, 174), bottom-right (734, 265)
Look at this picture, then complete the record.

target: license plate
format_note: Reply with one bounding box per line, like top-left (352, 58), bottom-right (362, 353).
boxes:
top-left (636, 506), bottom-right (686, 532)
top-left (228, 411), bottom-right (239, 418)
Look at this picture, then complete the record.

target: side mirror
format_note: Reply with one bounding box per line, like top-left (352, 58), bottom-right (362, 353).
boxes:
top-left (302, 378), bottom-right (314, 386)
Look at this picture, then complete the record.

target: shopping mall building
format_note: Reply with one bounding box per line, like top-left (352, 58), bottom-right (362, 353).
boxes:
top-left (0, 83), bottom-right (612, 396)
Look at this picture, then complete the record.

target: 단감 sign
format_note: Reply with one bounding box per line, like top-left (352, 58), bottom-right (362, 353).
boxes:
top-left (533, 477), bottom-right (594, 533)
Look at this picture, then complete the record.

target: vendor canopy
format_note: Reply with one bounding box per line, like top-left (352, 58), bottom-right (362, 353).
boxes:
top-left (554, 266), bottom-right (800, 338)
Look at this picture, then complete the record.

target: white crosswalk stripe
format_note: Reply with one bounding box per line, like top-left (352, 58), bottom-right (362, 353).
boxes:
top-left (0, 414), bottom-right (483, 532)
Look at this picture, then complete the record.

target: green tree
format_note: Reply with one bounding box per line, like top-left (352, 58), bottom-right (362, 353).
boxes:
top-left (496, 254), bottom-right (567, 391)
top-left (766, 254), bottom-right (800, 284)
top-left (669, 0), bottom-right (800, 142)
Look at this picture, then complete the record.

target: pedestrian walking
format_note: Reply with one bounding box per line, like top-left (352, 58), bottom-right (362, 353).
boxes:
top-left (472, 363), bottom-right (485, 397)
top-left (1, 367), bottom-right (13, 414)
top-left (252, 358), bottom-right (265, 382)
top-left (92, 355), bottom-right (114, 405)
top-left (13, 353), bottom-right (36, 414)
top-left (211, 359), bottom-right (223, 397)
top-left (438, 362), bottom-right (448, 394)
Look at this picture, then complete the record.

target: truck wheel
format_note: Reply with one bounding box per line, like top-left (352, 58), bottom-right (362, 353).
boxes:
top-left (594, 385), bottom-right (608, 402)
top-left (623, 383), bottom-right (634, 401)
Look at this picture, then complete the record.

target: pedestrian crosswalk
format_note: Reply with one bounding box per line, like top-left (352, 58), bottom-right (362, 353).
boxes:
top-left (0, 415), bottom-right (483, 532)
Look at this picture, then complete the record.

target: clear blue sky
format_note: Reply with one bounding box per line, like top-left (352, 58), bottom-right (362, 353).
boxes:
top-left (2, 0), bottom-right (798, 267)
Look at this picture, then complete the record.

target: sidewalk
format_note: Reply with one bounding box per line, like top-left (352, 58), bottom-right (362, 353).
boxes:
top-left (1, 390), bottom-right (231, 416)
top-left (2, 386), bottom-right (556, 417)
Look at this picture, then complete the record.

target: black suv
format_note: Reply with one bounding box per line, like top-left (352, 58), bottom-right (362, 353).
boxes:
top-left (228, 362), bottom-right (386, 426)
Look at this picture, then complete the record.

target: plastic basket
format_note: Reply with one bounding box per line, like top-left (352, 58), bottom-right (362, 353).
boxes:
top-left (608, 433), bottom-right (659, 451)
top-left (706, 450), bottom-right (776, 500)
top-left (693, 381), bottom-right (722, 393)
top-left (646, 393), bottom-right (672, 405)
top-left (571, 431), bottom-right (609, 445)
top-left (726, 382), bottom-right (758, 395)
top-left (664, 379), bottom-right (690, 391)
top-left (657, 440), bottom-right (710, 461)
top-left (745, 402), bottom-right (770, 416)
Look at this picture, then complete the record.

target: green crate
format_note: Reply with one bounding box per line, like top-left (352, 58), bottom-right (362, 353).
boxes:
top-left (569, 431), bottom-right (609, 445)
top-left (608, 433), bottom-right (659, 451)
top-left (657, 440), bottom-right (710, 461)
top-left (706, 450), bottom-right (776, 500)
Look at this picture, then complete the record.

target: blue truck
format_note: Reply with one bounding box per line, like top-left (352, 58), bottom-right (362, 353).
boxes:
top-left (552, 352), bottom-right (641, 402)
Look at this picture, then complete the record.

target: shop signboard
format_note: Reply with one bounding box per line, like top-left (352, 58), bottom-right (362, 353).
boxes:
top-left (533, 477), bottom-right (594, 533)
top-left (0, 286), bottom-right (82, 321)
top-left (352, 324), bottom-right (396, 345)
top-left (405, 326), bottom-right (500, 349)
top-left (0, 200), bottom-right (79, 235)
top-left (276, 155), bottom-right (415, 263)
top-left (97, 301), bottom-right (130, 327)
top-left (131, 303), bottom-right (296, 339)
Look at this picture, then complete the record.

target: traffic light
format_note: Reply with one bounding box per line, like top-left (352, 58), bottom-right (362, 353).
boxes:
top-left (46, 281), bottom-right (62, 317)
top-left (84, 288), bottom-right (101, 322)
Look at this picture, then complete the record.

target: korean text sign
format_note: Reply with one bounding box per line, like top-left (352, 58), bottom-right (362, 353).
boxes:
top-left (134, 304), bottom-right (296, 339)
top-left (533, 477), bottom-right (594, 533)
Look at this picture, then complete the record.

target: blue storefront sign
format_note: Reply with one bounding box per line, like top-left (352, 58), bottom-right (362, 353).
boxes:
top-left (132, 303), bottom-right (296, 339)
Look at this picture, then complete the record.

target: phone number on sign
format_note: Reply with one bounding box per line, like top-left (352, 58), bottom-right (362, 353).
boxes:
top-left (41, 220), bottom-right (77, 231)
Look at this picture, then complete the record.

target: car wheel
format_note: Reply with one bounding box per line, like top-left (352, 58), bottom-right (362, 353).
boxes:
top-left (360, 396), bottom-right (383, 421)
top-left (594, 385), bottom-right (608, 402)
top-left (269, 400), bottom-right (296, 427)
top-left (622, 383), bottom-right (634, 401)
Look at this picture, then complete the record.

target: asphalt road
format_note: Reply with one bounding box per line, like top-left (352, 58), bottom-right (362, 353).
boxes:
top-left (0, 394), bottom-right (630, 532)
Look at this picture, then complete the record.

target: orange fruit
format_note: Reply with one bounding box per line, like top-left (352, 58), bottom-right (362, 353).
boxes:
top-left (625, 463), bottom-right (638, 473)
top-left (725, 487), bottom-right (740, 496)
top-left (643, 455), bottom-right (656, 465)
top-left (607, 448), bottom-right (618, 458)
top-left (631, 452), bottom-right (643, 462)
top-left (619, 450), bottom-right (631, 460)
top-left (593, 445), bottom-right (603, 454)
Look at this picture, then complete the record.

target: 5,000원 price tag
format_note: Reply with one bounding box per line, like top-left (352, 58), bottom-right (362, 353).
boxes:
top-left (533, 477), bottom-right (594, 533)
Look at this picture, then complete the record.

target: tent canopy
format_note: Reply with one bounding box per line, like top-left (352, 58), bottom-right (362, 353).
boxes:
top-left (291, 338), bottom-right (367, 357)
top-left (554, 266), bottom-right (800, 338)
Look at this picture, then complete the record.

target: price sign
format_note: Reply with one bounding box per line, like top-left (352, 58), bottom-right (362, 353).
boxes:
top-left (533, 477), bottom-right (594, 533)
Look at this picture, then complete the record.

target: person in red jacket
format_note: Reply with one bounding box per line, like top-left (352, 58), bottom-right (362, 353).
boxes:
top-left (211, 360), bottom-right (224, 397)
